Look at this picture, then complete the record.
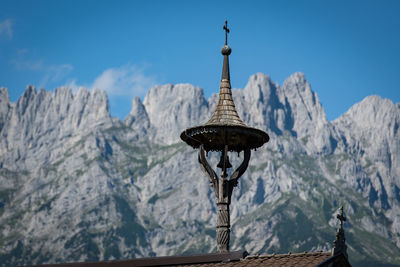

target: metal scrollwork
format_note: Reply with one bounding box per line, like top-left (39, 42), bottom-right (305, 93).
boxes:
top-left (198, 145), bottom-right (219, 196)
top-left (228, 148), bottom-right (251, 198)
top-left (198, 144), bottom-right (251, 252)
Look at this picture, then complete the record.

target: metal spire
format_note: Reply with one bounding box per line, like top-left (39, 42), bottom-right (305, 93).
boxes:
top-left (333, 206), bottom-right (348, 259)
top-left (206, 21), bottom-right (245, 129)
top-left (180, 20), bottom-right (268, 153)
top-left (180, 21), bottom-right (269, 253)
top-left (221, 21), bottom-right (231, 86)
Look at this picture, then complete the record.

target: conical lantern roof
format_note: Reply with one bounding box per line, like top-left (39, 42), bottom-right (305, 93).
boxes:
top-left (180, 21), bottom-right (269, 153)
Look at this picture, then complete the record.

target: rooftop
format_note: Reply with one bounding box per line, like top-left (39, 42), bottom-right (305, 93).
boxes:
top-left (28, 250), bottom-right (351, 267)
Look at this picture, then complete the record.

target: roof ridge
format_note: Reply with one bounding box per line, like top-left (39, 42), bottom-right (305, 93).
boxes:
top-left (246, 251), bottom-right (331, 259)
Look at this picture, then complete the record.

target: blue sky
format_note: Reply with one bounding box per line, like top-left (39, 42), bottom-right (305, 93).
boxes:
top-left (1, 0), bottom-right (399, 121)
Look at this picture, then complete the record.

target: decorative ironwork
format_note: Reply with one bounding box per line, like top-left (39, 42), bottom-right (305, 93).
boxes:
top-left (333, 206), bottom-right (348, 259)
top-left (180, 21), bottom-right (269, 253)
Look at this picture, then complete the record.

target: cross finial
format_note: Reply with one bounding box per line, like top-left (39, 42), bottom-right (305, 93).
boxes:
top-left (337, 206), bottom-right (346, 229)
top-left (223, 20), bottom-right (230, 45)
top-left (333, 206), bottom-right (348, 259)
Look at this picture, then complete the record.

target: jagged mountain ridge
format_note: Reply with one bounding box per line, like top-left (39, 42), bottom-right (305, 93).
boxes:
top-left (0, 72), bottom-right (399, 266)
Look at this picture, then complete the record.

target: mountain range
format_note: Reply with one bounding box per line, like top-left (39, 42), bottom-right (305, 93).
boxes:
top-left (0, 72), bottom-right (399, 267)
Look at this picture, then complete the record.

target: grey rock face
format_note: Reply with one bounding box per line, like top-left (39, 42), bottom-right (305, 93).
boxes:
top-left (140, 83), bottom-right (209, 144)
top-left (124, 96), bottom-right (151, 139)
top-left (0, 73), bottom-right (399, 267)
top-left (333, 96), bottom-right (400, 247)
top-left (0, 86), bottom-right (112, 170)
top-left (0, 87), bottom-right (11, 134)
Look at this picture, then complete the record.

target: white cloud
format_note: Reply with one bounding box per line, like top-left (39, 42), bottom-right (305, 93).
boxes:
top-left (10, 58), bottom-right (44, 71)
top-left (38, 64), bottom-right (74, 89)
top-left (0, 19), bottom-right (13, 39)
top-left (64, 79), bottom-right (84, 93)
top-left (10, 51), bottom-right (74, 89)
top-left (10, 53), bottom-right (156, 97)
top-left (91, 65), bottom-right (157, 97)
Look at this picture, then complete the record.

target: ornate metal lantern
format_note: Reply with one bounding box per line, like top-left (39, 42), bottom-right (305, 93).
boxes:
top-left (180, 21), bottom-right (269, 253)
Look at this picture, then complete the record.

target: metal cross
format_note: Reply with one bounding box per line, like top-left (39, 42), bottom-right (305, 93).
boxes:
top-left (337, 206), bottom-right (346, 228)
top-left (223, 20), bottom-right (229, 45)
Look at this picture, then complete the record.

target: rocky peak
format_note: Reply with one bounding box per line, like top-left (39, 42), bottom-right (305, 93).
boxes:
top-left (336, 95), bottom-right (400, 135)
top-left (142, 83), bottom-right (209, 144)
top-left (125, 97), bottom-right (148, 125)
top-left (0, 86), bottom-right (112, 167)
top-left (244, 73), bottom-right (275, 102)
top-left (0, 87), bottom-right (11, 133)
top-left (124, 96), bottom-right (150, 136)
top-left (229, 73), bottom-right (329, 143)
top-left (334, 95), bottom-right (400, 175)
top-left (15, 85), bottom-right (36, 117)
top-left (234, 73), bottom-right (286, 135)
top-left (281, 72), bottom-right (328, 138)
top-left (0, 87), bottom-right (9, 101)
top-left (72, 87), bottom-right (111, 129)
